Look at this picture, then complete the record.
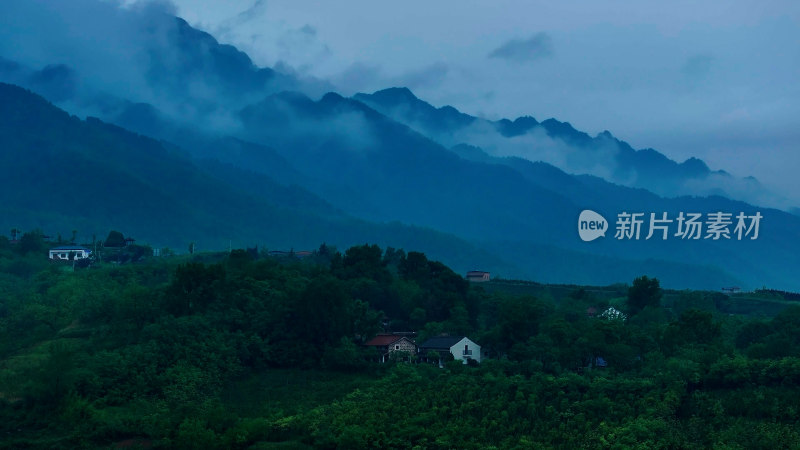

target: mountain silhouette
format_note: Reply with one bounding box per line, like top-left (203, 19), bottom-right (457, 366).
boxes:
top-left (0, 11), bottom-right (797, 290)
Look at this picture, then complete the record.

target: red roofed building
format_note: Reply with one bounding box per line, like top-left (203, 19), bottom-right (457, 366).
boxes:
top-left (364, 334), bottom-right (417, 363)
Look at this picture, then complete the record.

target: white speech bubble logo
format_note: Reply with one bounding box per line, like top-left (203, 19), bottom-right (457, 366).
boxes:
top-left (578, 210), bottom-right (608, 241)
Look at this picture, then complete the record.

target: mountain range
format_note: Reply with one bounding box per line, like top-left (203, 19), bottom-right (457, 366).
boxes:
top-left (0, 11), bottom-right (798, 290)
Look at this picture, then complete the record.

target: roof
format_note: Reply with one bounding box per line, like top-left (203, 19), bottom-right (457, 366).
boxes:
top-left (466, 271), bottom-right (489, 275)
top-left (365, 334), bottom-right (406, 346)
top-left (419, 336), bottom-right (467, 350)
top-left (50, 246), bottom-right (91, 251)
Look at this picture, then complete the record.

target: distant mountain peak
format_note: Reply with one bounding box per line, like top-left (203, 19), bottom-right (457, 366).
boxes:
top-left (598, 130), bottom-right (614, 139)
top-left (370, 87), bottom-right (418, 102)
top-left (320, 91), bottom-right (346, 104)
top-left (354, 87), bottom-right (475, 135)
top-left (495, 116), bottom-right (539, 137)
top-left (680, 157), bottom-right (710, 176)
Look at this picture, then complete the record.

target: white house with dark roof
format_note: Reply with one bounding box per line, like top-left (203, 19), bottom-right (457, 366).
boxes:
top-left (418, 336), bottom-right (481, 366)
top-left (49, 246), bottom-right (92, 261)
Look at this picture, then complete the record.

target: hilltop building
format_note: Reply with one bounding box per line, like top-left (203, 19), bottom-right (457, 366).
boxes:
top-left (466, 271), bottom-right (490, 282)
top-left (49, 246), bottom-right (92, 261)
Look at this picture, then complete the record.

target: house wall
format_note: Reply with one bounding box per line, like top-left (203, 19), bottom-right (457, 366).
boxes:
top-left (369, 338), bottom-right (417, 363)
top-left (389, 339), bottom-right (417, 361)
top-left (49, 250), bottom-right (90, 260)
top-left (389, 338), bottom-right (417, 357)
top-left (450, 337), bottom-right (481, 364)
top-left (466, 273), bottom-right (490, 282)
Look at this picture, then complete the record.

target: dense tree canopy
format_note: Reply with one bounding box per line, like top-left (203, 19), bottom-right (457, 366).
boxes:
top-left (103, 230), bottom-right (126, 248)
top-left (0, 244), bottom-right (798, 448)
top-left (627, 275), bottom-right (662, 314)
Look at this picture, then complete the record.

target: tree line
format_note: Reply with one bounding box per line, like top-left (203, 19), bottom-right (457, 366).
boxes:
top-left (0, 243), bottom-right (798, 448)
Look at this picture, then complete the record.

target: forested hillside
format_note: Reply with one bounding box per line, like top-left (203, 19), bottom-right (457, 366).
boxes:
top-left (1, 242), bottom-right (800, 448)
top-left (0, 82), bottom-right (516, 276)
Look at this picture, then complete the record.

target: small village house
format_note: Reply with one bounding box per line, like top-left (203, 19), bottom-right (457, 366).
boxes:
top-left (49, 245), bottom-right (92, 261)
top-left (466, 271), bottom-right (490, 282)
top-left (599, 307), bottom-right (627, 321)
top-left (267, 250), bottom-right (313, 258)
top-left (418, 336), bottom-right (481, 366)
top-left (364, 334), bottom-right (417, 363)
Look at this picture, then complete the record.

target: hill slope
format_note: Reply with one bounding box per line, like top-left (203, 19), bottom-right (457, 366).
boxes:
top-left (233, 89), bottom-right (800, 290)
top-left (1, 10), bottom-right (797, 290)
top-left (0, 82), bottom-right (519, 274)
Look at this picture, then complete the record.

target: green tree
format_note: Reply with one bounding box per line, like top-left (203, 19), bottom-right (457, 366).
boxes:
top-left (335, 244), bottom-right (390, 283)
top-left (296, 275), bottom-right (351, 351)
top-left (675, 309), bottom-right (721, 344)
top-left (492, 295), bottom-right (552, 356)
top-left (165, 263), bottom-right (227, 315)
top-left (104, 230), bottom-right (126, 248)
top-left (627, 276), bottom-right (662, 314)
top-left (16, 230), bottom-right (47, 255)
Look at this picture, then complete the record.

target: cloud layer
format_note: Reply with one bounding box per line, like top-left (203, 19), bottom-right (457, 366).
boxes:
top-left (2, 0), bottom-right (799, 208)
top-left (488, 33), bottom-right (554, 63)
top-left (159, 0), bottom-right (797, 205)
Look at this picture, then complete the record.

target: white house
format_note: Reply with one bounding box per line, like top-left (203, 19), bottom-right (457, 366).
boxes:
top-left (49, 246), bottom-right (92, 261)
top-left (419, 336), bottom-right (482, 365)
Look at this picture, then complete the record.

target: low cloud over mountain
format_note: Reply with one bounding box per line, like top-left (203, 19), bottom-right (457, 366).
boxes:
top-left (488, 32), bottom-right (554, 63)
top-left (1, 0), bottom-right (798, 290)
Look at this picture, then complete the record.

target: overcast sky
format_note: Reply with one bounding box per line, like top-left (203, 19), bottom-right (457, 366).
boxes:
top-left (132, 0), bottom-right (799, 198)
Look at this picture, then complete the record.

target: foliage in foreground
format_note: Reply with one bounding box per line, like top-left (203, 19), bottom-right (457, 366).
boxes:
top-left (0, 244), bottom-right (799, 448)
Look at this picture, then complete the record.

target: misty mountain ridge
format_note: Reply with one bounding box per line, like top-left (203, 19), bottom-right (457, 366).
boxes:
top-left (0, 82), bottom-right (518, 274)
top-left (6, 81), bottom-right (763, 290)
top-left (0, 2), bottom-right (782, 211)
top-left (278, 90), bottom-right (797, 290)
top-left (0, 4), bottom-right (332, 133)
top-left (0, 2), bottom-right (782, 209)
top-left (355, 87), bottom-right (791, 211)
top-left (4, 81), bottom-right (787, 289)
top-left (157, 85), bottom-right (800, 290)
top-left (1, 4), bottom-right (799, 290)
